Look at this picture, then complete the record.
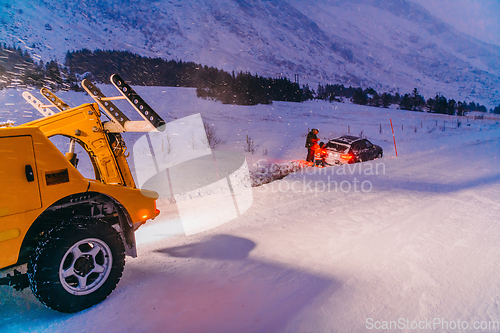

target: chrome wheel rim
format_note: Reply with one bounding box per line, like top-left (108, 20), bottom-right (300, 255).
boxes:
top-left (59, 238), bottom-right (112, 295)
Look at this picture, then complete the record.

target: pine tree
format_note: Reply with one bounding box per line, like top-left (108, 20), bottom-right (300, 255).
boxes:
top-left (352, 88), bottom-right (367, 105)
top-left (381, 93), bottom-right (392, 108)
top-left (447, 99), bottom-right (456, 115)
top-left (411, 88), bottom-right (425, 111)
top-left (399, 94), bottom-right (412, 110)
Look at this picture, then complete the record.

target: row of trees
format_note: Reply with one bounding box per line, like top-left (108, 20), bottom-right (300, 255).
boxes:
top-left (0, 44), bottom-right (76, 91)
top-left (66, 49), bottom-right (311, 105)
top-left (196, 74), bottom-right (313, 105)
top-left (0, 46), bottom-right (310, 105)
top-left (317, 84), bottom-right (491, 115)
top-left (66, 49), bottom-right (223, 87)
top-left (493, 105), bottom-right (500, 114)
top-left (0, 45), bottom-right (498, 112)
top-left (398, 88), bottom-right (488, 115)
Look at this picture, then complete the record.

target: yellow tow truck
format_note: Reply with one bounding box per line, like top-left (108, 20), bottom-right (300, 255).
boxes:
top-left (0, 75), bottom-right (164, 312)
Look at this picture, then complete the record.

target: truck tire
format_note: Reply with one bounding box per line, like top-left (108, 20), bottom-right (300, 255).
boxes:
top-left (27, 219), bottom-right (125, 313)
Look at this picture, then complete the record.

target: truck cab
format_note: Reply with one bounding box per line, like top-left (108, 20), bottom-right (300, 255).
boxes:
top-left (0, 76), bottom-right (162, 313)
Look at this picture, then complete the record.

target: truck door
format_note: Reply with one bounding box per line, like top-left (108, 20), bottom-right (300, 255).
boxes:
top-left (0, 136), bottom-right (42, 217)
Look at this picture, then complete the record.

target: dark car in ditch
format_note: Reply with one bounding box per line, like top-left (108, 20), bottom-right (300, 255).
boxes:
top-left (324, 135), bottom-right (383, 165)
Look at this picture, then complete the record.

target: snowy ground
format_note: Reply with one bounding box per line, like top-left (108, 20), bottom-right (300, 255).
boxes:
top-left (1, 87), bottom-right (500, 332)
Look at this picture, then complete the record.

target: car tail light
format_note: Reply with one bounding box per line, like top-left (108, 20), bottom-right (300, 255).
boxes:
top-left (341, 154), bottom-right (354, 161)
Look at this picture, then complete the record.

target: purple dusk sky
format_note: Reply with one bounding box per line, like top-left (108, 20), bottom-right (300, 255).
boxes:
top-left (409, 0), bottom-right (500, 46)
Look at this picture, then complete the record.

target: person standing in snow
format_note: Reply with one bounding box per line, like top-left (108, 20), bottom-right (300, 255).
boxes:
top-left (305, 128), bottom-right (319, 163)
top-left (315, 142), bottom-right (327, 167)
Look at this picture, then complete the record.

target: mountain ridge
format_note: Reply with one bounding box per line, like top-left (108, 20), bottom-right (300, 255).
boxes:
top-left (0, 0), bottom-right (499, 107)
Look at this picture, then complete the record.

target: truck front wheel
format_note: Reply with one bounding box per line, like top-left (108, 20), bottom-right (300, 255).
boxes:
top-left (27, 219), bottom-right (125, 313)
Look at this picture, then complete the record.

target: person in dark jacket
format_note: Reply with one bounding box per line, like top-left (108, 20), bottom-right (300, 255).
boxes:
top-left (305, 128), bottom-right (319, 163)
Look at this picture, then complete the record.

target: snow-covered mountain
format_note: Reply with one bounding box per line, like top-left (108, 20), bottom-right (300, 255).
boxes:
top-left (1, 0), bottom-right (500, 107)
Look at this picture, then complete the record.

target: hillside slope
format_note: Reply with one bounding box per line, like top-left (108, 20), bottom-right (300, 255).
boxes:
top-left (0, 0), bottom-right (499, 107)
